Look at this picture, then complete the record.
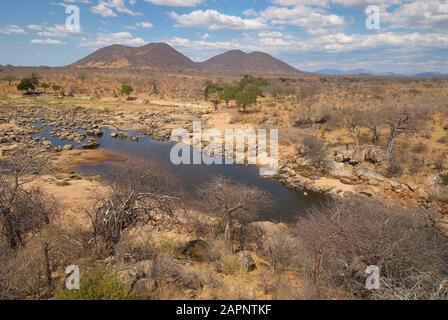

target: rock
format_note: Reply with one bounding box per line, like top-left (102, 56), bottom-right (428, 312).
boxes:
top-left (181, 239), bottom-right (209, 261)
top-left (238, 251), bottom-right (256, 272)
top-left (93, 129), bottom-right (103, 137)
top-left (405, 181), bottom-right (419, 192)
top-left (335, 154), bottom-right (344, 163)
top-left (340, 177), bottom-right (356, 185)
top-left (1, 144), bottom-right (19, 152)
top-left (355, 167), bottom-right (385, 183)
top-left (116, 269), bottom-right (141, 287)
top-left (62, 144), bottom-right (73, 151)
top-left (111, 132), bottom-right (118, 138)
top-left (131, 278), bottom-right (156, 298)
top-left (82, 140), bottom-right (100, 149)
top-left (115, 260), bottom-right (152, 287)
top-left (358, 191), bottom-right (373, 198)
top-left (390, 180), bottom-right (401, 189)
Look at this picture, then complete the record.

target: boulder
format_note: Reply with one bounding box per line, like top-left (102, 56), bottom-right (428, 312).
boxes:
top-left (82, 140), bottom-right (100, 149)
top-left (62, 144), bottom-right (73, 151)
top-left (115, 260), bottom-right (153, 287)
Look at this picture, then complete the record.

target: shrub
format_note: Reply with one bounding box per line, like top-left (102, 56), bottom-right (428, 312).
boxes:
top-left (441, 173), bottom-right (448, 186)
top-left (55, 264), bottom-right (131, 300)
top-left (295, 198), bottom-right (448, 300)
top-left (121, 84), bottom-right (134, 97)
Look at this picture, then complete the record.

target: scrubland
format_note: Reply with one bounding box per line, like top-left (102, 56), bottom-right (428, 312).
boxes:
top-left (0, 67), bottom-right (447, 300)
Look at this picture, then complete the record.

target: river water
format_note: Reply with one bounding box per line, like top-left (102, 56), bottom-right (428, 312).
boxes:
top-left (33, 124), bottom-right (328, 222)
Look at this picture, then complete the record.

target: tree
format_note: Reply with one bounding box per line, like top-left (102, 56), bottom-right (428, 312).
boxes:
top-left (295, 198), bottom-right (448, 299)
top-left (121, 84), bottom-right (134, 99)
top-left (294, 83), bottom-right (320, 127)
top-left (17, 78), bottom-right (38, 94)
top-left (236, 84), bottom-right (258, 112)
top-left (52, 84), bottom-right (61, 93)
top-left (0, 153), bottom-right (52, 250)
top-left (219, 85), bottom-right (240, 108)
top-left (87, 166), bottom-right (178, 254)
top-left (383, 105), bottom-right (423, 161)
top-left (198, 176), bottom-right (273, 252)
top-left (204, 83), bottom-right (222, 111)
top-left (342, 108), bottom-right (364, 145)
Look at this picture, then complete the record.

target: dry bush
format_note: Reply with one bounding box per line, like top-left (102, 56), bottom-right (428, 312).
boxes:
top-left (294, 198), bottom-right (448, 300)
top-left (298, 135), bottom-right (330, 170)
top-left (86, 167), bottom-right (179, 255)
top-left (261, 228), bottom-right (297, 273)
top-left (0, 152), bottom-right (53, 250)
top-left (197, 176), bottom-right (274, 252)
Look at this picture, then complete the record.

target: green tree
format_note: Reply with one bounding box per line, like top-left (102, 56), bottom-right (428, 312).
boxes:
top-left (17, 78), bottom-right (38, 94)
top-left (52, 84), bottom-right (61, 92)
top-left (121, 84), bottom-right (134, 98)
top-left (219, 85), bottom-right (240, 108)
top-left (204, 83), bottom-right (223, 110)
top-left (236, 84), bottom-right (258, 112)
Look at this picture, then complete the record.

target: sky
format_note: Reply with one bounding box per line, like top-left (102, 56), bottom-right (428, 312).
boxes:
top-left (0, 0), bottom-right (447, 73)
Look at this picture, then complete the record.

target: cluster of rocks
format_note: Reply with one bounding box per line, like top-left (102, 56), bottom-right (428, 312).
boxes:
top-left (333, 145), bottom-right (385, 165)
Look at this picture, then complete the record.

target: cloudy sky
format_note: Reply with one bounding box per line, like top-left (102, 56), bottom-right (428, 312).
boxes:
top-left (0, 0), bottom-right (447, 73)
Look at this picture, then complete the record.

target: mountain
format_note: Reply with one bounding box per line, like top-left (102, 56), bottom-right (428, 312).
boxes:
top-left (414, 72), bottom-right (448, 78)
top-left (71, 43), bottom-right (197, 70)
top-left (316, 69), bottom-right (347, 76)
top-left (71, 44), bottom-right (301, 75)
top-left (198, 50), bottom-right (299, 75)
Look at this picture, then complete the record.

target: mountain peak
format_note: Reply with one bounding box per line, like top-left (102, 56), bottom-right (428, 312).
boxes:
top-left (70, 42), bottom-right (301, 75)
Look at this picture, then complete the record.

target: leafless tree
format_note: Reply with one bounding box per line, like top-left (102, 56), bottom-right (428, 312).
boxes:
top-left (0, 153), bottom-right (52, 250)
top-left (294, 83), bottom-right (320, 127)
top-left (87, 167), bottom-right (179, 254)
top-left (383, 105), bottom-right (424, 160)
top-left (294, 198), bottom-right (448, 300)
top-left (197, 176), bottom-right (273, 252)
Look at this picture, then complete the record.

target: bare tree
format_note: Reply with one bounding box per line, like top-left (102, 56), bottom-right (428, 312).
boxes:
top-left (383, 105), bottom-right (423, 160)
top-left (198, 176), bottom-right (273, 252)
top-left (294, 198), bottom-right (448, 300)
top-left (0, 153), bottom-right (52, 250)
top-left (294, 83), bottom-right (320, 127)
top-left (87, 167), bottom-right (179, 254)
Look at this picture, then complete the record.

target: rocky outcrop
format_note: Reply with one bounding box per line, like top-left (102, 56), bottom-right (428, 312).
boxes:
top-left (334, 145), bottom-right (385, 165)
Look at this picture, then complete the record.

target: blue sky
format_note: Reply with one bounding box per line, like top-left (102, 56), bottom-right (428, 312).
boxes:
top-left (0, 0), bottom-right (447, 73)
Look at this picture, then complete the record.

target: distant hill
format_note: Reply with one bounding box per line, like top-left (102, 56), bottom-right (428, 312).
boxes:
top-left (71, 43), bottom-right (301, 75)
top-left (71, 43), bottom-right (197, 71)
top-left (315, 69), bottom-right (448, 78)
top-left (198, 50), bottom-right (299, 75)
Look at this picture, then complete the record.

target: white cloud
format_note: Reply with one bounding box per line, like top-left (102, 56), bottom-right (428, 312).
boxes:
top-left (383, 0), bottom-right (448, 29)
top-left (0, 25), bottom-right (26, 35)
top-left (30, 39), bottom-right (66, 45)
top-left (79, 31), bottom-right (145, 47)
top-left (37, 24), bottom-right (82, 37)
top-left (144, 0), bottom-right (205, 7)
top-left (90, 0), bottom-right (141, 17)
top-left (27, 24), bottom-right (47, 31)
top-left (170, 9), bottom-right (268, 31)
top-left (136, 21), bottom-right (154, 29)
top-left (272, 0), bottom-right (401, 8)
top-left (258, 5), bottom-right (347, 34)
